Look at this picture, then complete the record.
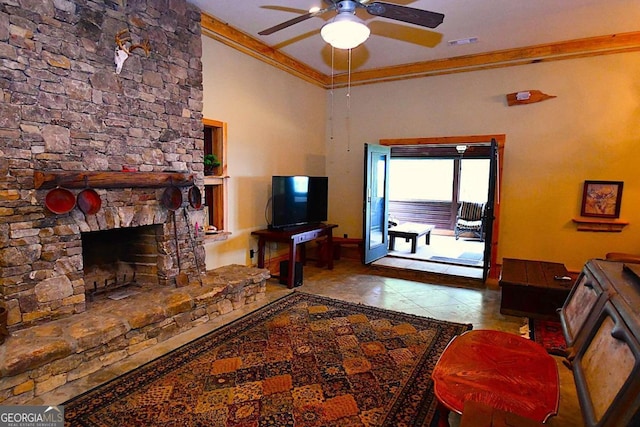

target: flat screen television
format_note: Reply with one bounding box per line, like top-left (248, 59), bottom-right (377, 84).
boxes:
top-left (271, 176), bottom-right (328, 229)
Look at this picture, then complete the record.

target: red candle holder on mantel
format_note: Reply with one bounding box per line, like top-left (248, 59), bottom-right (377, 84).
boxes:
top-left (122, 166), bottom-right (138, 172)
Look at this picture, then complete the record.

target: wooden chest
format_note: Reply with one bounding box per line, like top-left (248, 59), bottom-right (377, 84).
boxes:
top-left (499, 258), bottom-right (573, 319)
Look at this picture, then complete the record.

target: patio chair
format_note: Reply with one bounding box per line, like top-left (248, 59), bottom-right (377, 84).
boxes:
top-left (455, 201), bottom-right (485, 241)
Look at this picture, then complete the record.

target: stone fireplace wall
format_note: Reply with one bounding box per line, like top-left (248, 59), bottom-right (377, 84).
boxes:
top-left (0, 0), bottom-right (205, 331)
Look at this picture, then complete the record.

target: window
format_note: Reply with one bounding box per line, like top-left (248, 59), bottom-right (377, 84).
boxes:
top-left (459, 159), bottom-right (490, 202)
top-left (389, 158), bottom-right (454, 201)
top-left (389, 157), bottom-right (489, 203)
top-left (203, 119), bottom-right (228, 238)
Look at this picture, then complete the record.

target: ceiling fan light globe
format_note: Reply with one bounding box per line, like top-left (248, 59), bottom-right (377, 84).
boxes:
top-left (321, 14), bottom-right (370, 50)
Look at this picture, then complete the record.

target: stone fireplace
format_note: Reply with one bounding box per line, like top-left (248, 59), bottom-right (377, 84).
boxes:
top-left (5, 179), bottom-right (208, 331)
top-left (0, 0), bottom-right (207, 332)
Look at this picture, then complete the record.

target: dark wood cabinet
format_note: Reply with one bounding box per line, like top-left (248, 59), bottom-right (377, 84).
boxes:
top-left (560, 260), bottom-right (640, 427)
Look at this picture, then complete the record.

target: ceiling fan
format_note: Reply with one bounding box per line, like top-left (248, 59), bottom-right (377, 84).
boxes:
top-left (259, 0), bottom-right (445, 49)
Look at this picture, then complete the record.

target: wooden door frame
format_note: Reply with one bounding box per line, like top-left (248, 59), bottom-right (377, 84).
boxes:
top-left (379, 134), bottom-right (505, 280)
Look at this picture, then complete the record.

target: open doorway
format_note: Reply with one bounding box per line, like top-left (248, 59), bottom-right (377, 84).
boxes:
top-left (387, 152), bottom-right (489, 269)
top-left (376, 135), bottom-right (504, 280)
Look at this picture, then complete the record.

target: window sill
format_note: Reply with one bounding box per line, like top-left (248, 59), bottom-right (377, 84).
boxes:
top-left (204, 175), bottom-right (229, 186)
top-left (204, 230), bottom-right (231, 242)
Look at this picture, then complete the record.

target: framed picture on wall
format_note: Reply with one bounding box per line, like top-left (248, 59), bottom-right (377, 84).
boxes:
top-left (581, 180), bottom-right (623, 218)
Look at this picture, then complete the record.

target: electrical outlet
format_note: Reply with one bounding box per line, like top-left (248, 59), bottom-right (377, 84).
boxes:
top-left (249, 249), bottom-right (255, 258)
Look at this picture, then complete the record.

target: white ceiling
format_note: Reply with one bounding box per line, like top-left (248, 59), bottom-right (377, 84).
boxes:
top-left (189, 0), bottom-right (640, 76)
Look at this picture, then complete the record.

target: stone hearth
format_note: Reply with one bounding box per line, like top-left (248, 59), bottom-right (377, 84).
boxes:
top-left (0, 265), bottom-right (270, 404)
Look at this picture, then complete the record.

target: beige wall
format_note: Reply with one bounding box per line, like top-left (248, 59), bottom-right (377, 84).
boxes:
top-left (201, 36), bottom-right (327, 268)
top-left (326, 53), bottom-right (640, 272)
top-left (202, 32), bottom-right (640, 273)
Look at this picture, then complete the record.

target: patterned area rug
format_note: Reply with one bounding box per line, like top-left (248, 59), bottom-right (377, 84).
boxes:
top-left (65, 292), bottom-right (471, 426)
top-left (529, 318), bottom-right (567, 356)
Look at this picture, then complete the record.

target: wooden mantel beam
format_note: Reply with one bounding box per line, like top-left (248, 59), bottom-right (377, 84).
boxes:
top-left (34, 171), bottom-right (194, 190)
top-left (199, 12), bottom-right (640, 89)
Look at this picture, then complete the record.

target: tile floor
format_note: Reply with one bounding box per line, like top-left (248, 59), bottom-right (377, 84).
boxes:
top-left (32, 259), bottom-right (584, 427)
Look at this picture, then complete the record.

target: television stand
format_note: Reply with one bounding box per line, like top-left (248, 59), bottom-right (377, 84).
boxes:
top-left (268, 222), bottom-right (321, 232)
top-left (252, 223), bottom-right (338, 288)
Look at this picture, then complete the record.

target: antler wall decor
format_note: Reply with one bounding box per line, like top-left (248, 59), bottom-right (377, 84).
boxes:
top-left (114, 28), bottom-right (151, 74)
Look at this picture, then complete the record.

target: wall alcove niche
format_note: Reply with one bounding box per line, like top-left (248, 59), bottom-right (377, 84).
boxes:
top-left (203, 118), bottom-right (229, 241)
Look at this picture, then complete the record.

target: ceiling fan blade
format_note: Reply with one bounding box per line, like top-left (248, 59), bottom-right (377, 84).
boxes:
top-left (259, 6), bottom-right (333, 36)
top-left (366, 2), bottom-right (444, 29)
top-left (258, 13), bottom-right (314, 35)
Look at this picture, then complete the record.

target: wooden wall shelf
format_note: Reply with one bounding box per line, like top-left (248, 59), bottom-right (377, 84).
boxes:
top-left (34, 171), bottom-right (194, 190)
top-left (203, 231), bottom-right (231, 242)
top-left (204, 175), bottom-right (229, 186)
top-left (572, 218), bottom-right (629, 232)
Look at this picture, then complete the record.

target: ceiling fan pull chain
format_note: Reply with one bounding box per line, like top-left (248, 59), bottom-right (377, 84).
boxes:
top-left (330, 46), bottom-right (335, 142)
top-left (346, 48), bottom-right (352, 152)
top-left (347, 48), bottom-right (352, 100)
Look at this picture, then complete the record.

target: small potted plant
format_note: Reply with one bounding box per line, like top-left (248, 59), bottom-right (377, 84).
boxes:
top-left (204, 154), bottom-right (220, 176)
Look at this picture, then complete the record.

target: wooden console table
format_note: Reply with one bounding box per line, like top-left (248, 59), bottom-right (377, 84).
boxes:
top-left (252, 224), bottom-right (337, 288)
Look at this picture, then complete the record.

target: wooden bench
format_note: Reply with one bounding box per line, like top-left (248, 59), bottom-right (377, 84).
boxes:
top-left (388, 222), bottom-right (434, 253)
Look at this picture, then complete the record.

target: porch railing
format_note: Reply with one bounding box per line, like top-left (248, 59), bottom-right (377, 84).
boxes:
top-left (389, 200), bottom-right (455, 230)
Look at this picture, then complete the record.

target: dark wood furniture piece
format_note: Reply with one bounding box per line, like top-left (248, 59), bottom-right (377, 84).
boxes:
top-left (331, 236), bottom-right (363, 261)
top-left (316, 236), bottom-right (364, 266)
top-left (387, 222), bottom-right (434, 253)
top-left (560, 259), bottom-right (640, 427)
top-left (459, 401), bottom-right (544, 427)
top-left (432, 330), bottom-right (559, 427)
top-left (605, 252), bottom-right (640, 263)
top-left (252, 223), bottom-right (337, 288)
top-left (499, 258), bottom-right (573, 320)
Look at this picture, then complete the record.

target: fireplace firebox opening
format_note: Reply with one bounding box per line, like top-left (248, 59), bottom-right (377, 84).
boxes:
top-left (81, 225), bottom-right (163, 300)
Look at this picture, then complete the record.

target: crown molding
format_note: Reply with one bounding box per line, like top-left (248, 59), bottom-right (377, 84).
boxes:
top-left (201, 13), bottom-right (329, 87)
top-left (201, 12), bottom-right (640, 89)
